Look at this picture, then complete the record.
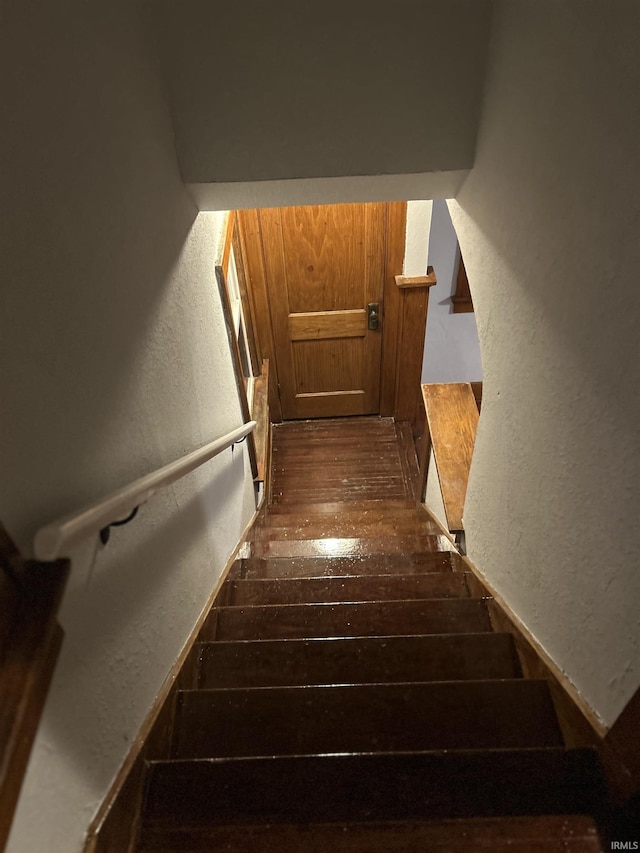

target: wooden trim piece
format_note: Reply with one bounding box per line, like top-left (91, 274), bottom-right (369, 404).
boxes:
top-left (486, 599), bottom-right (638, 803)
top-left (395, 267), bottom-right (437, 289)
top-left (606, 685), bottom-right (640, 800)
top-left (452, 254), bottom-right (474, 313)
top-left (414, 394), bottom-right (431, 503)
top-left (83, 508), bottom-right (261, 853)
top-left (235, 210), bottom-right (283, 422)
top-left (251, 360), bottom-right (270, 483)
top-left (393, 286), bottom-right (430, 425)
top-left (221, 211), bottom-right (236, 278)
top-left (422, 383), bottom-right (479, 532)
top-left (451, 296), bottom-right (474, 312)
top-left (215, 265), bottom-right (259, 479)
top-left (0, 548), bottom-right (69, 852)
top-left (420, 503), bottom-right (639, 805)
top-left (380, 202), bottom-right (408, 416)
top-left (266, 423), bottom-right (274, 507)
top-left (294, 390), bottom-right (366, 420)
top-left (395, 421), bottom-right (420, 503)
top-left (232, 217), bottom-right (261, 378)
top-left (288, 309), bottom-right (366, 341)
top-left (470, 381), bottom-right (483, 412)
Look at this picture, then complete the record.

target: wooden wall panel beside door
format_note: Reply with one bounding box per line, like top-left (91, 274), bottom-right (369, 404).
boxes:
top-left (380, 202), bottom-right (408, 417)
top-left (236, 209), bottom-right (283, 422)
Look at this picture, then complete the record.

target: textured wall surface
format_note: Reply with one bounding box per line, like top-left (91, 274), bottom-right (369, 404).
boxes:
top-left (189, 171), bottom-right (471, 211)
top-left (1, 3), bottom-right (256, 851)
top-left (403, 201), bottom-right (433, 277)
top-left (425, 450), bottom-right (448, 530)
top-left (450, 1), bottom-right (640, 727)
top-left (150, 0), bottom-right (491, 184)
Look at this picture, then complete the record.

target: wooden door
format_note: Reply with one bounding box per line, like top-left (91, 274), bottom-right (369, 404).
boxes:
top-left (258, 203), bottom-right (386, 420)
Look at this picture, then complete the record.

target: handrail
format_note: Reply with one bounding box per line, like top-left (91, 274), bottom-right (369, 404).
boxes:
top-left (33, 421), bottom-right (257, 561)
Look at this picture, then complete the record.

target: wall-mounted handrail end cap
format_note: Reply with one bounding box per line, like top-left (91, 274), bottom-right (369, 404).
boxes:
top-left (33, 526), bottom-right (62, 562)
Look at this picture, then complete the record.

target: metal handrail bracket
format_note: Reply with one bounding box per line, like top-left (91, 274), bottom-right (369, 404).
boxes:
top-left (33, 421), bottom-right (257, 561)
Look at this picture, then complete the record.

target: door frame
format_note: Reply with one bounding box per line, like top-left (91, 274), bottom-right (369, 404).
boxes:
top-left (236, 202), bottom-right (421, 423)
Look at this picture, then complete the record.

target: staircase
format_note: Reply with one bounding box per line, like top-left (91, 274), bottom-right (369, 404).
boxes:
top-left (135, 418), bottom-right (605, 851)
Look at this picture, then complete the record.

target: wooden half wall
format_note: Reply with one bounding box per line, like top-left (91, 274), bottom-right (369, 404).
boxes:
top-left (418, 382), bottom-right (479, 534)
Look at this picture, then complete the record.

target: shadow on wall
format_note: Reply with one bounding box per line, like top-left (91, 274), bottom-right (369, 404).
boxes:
top-left (38, 447), bottom-right (249, 792)
top-left (1, 197), bottom-right (201, 551)
top-left (447, 2), bottom-right (640, 726)
top-left (0, 1), bottom-right (229, 553)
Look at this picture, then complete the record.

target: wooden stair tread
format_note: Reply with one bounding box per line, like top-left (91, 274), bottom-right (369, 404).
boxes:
top-left (197, 633), bottom-right (521, 688)
top-left (257, 506), bottom-right (428, 525)
top-left (172, 680), bottom-right (563, 759)
top-left (251, 516), bottom-right (442, 541)
top-left (222, 572), bottom-right (471, 605)
top-left (241, 551), bottom-right (460, 579)
top-left (136, 815), bottom-right (603, 852)
top-left (141, 748), bottom-right (605, 825)
top-left (249, 534), bottom-right (457, 559)
top-left (206, 598), bottom-right (492, 641)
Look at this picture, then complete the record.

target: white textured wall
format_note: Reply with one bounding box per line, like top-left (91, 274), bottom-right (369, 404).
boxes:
top-left (425, 450), bottom-right (448, 530)
top-left (449, 0), bottom-right (640, 727)
top-left (1, 3), bottom-right (255, 851)
top-left (190, 171), bottom-right (470, 212)
top-left (403, 201), bottom-right (433, 276)
top-left (149, 0), bottom-right (491, 184)
top-left (423, 200), bottom-right (483, 383)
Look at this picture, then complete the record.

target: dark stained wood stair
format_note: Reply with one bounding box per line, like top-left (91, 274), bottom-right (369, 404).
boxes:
top-left (135, 417), bottom-right (605, 851)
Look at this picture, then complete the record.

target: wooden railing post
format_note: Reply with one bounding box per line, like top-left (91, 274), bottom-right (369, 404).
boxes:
top-left (391, 269), bottom-right (438, 429)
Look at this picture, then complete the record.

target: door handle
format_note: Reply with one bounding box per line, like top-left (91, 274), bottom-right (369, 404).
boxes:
top-left (367, 303), bottom-right (380, 331)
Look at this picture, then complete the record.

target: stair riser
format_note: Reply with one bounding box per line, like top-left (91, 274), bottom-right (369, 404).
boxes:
top-left (197, 633), bottom-right (521, 689)
top-left (224, 573), bottom-right (470, 606)
top-left (142, 750), bottom-right (605, 825)
top-left (206, 599), bottom-right (492, 641)
top-left (137, 817), bottom-right (604, 853)
top-left (172, 680), bottom-right (563, 759)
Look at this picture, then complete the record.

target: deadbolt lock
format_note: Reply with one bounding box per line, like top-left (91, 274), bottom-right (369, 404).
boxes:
top-left (367, 303), bottom-right (380, 331)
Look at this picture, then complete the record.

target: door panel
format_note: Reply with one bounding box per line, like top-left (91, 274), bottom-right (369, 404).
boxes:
top-left (259, 203), bottom-right (387, 420)
top-left (292, 339), bottom-right (364, 395)
top-left (288, 309), bottom-right (367, 341)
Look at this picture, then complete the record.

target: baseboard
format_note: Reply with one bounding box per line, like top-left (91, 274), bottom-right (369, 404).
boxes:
top-left (83, 507), bottom-right (260, 853)
top-left (421, 503), bottom-right (639, 803)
